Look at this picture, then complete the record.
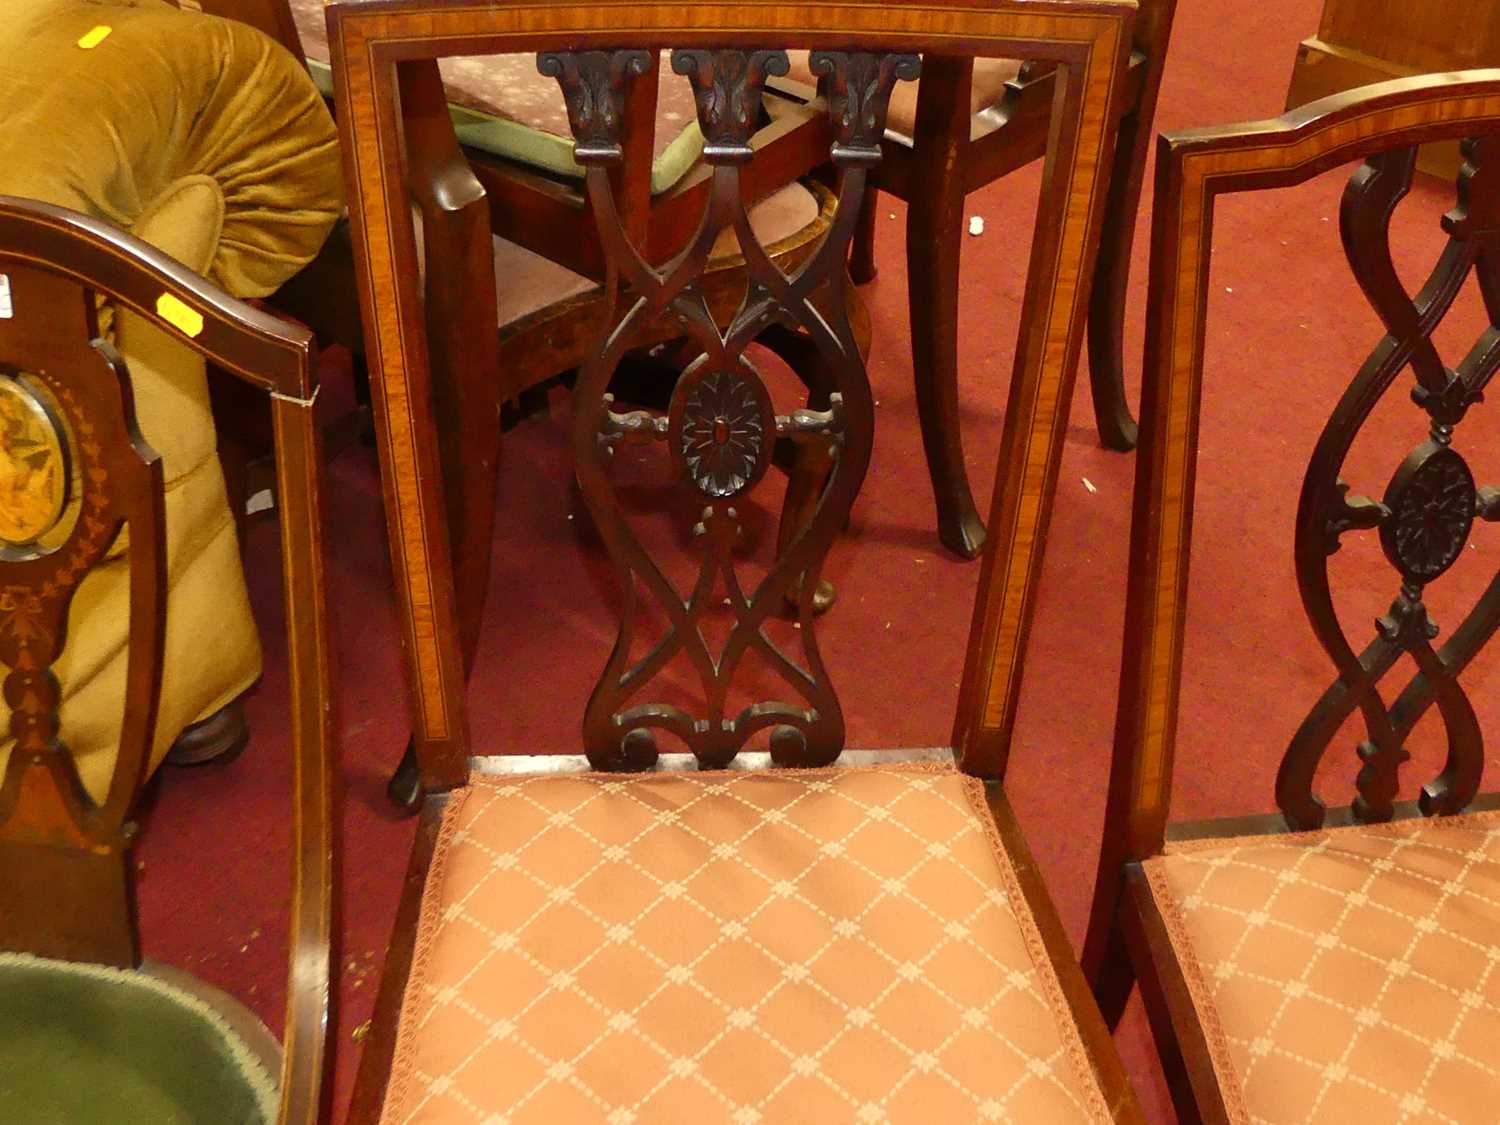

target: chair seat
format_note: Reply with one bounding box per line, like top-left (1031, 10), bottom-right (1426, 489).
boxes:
top-left (381, 762), bottom-right (1116, 1122)
top-left (291, 2), bottom-right (703, 192)
top-left (479, 181), bottom-right (823, 329)
top-left (0, 952), bottom-right (278, 1124)
top-left (782, 52), bottom-right (1024, 141)
top-left (1141, 810), bottom-right (1500, 1123)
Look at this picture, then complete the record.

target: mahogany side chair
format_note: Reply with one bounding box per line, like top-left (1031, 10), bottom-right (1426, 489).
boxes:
top-left (772, 0), bottom-right (1178, 561)
top-left (330, 0), bottom-right (1143, 1120)
top-left (0, 198), bottom-right (335, 1122)
top-left (1083, 71), bottom-right (1500, 1124)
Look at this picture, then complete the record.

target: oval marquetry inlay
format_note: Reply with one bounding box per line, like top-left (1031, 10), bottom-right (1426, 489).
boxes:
top-left (0, 373), bottom-right (70, 546)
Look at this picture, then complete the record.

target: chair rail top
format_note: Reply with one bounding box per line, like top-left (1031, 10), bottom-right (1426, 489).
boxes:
top-left (326, 0), bottom-right (1138, 59)
top-left (0, 197), bottom-right (314, 399)
top-left (1158, 68), bottom-right (1500, 186)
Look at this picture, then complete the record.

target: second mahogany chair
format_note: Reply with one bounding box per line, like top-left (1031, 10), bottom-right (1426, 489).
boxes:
top-left (331, 0), bottom-right (1141, 1120)
top-left (1084, 71), bottom-right (1500, 1123)
top-left (774, 0), bottom-right (1178, 560)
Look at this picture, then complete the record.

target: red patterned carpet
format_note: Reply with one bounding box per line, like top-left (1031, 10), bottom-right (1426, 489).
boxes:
top-left (131, 1), bottom-right (1500, 1120)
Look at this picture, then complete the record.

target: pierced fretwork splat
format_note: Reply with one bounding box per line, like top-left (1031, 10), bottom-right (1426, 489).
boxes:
top-left (540, 47), bottom-right (918, 770)
top-left (1280, 138), bottom-right (1500, 828)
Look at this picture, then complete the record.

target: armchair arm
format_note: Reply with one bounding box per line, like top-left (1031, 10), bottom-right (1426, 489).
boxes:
top-left (0, 196), bottom-right (336, 1125)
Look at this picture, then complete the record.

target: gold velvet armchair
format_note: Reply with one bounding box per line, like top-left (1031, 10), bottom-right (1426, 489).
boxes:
top-left (0, 0), bottom-right (343, 791)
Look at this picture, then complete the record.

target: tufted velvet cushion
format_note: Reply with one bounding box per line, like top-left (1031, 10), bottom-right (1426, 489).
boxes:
top-left (0, 0), bottom-right (342, 799)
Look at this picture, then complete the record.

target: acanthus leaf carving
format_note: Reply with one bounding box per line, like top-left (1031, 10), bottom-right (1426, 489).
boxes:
top-left (536, 50), bottom-right (652, 164)
top-left (671, 49), bottom-right (789, 163)
top-left (808, 51), bottom-right (921, 163)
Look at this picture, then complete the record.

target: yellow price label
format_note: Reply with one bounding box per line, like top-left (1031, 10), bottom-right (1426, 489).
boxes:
top-left (156, 293), bottom-right (204, 338)
top-left (77, 26), bottom-right (112, 49)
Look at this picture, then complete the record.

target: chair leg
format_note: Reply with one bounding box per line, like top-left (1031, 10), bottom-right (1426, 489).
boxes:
top-left (1119, 874), bottom-right (1210, 1123)
top-left (387, 738), bottom-right (422, 810)
top-left (1084, 898), bottom-right (1138, 1031)
top-left (908, 181), bottom-right (985, 559)
top-left (1085, 106), bottom-right (1151, 453)
top-left (849, 185), bottom-right (879, 285)
top-left (777, 440), bottom-right (837, 615)
top-left (760, 321), bottom-right (839, 615)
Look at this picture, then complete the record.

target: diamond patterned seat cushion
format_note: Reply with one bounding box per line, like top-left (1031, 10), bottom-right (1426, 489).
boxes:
top-left (782, 52), bottom-right (1024, 142)
top-left (381, 763), bottom-right (1116, 1123)
top-left (291, 1), bottom-right (703, 193)
top-left (1141, 810), bottom-right (1500, 1123)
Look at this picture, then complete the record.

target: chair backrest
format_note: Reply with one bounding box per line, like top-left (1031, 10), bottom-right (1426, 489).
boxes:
top-left (329, 0), bottom-right (1136, 789)
top-left (1099, 71), bottom-right (1500, 871)
top-left (0, 197), bottom-right (336, 1125)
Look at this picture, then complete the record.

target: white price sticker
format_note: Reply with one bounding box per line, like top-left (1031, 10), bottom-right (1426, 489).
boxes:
top-left (0, 274), bottom-right (12, 319)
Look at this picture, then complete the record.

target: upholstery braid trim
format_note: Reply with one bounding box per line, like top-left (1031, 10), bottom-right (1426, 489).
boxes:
top-left (1140, 856), bottom-right (1250, 1123)
top-left (380, 784), bottom-right (474, 1124)
top-left (956, 774), bottom-right (1113, 1124)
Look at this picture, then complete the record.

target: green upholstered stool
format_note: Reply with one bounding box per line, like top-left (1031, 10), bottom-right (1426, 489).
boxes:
top-left (0, 954), bottom-right (279, 1125)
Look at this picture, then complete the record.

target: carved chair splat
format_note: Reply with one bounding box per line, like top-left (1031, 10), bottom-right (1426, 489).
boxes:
top-left (1083, 70), bottom-right (1500, 1125)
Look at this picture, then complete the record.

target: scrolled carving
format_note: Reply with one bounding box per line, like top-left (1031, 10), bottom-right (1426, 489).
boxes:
top-left (545, 40), bottom-right (894, 771)
top-left (671, 49), bottom-right (789, 162)
top-left (1278, 141), bottom-right (1500, 829)
top-left (535, 50), bottom-right (652, 163)
top-left (1323, 478), bottom-right (1388, 555)
top-left (598, 393), bottom-right (668, 455)
top-left (808, 51), bottom-right (921, 163)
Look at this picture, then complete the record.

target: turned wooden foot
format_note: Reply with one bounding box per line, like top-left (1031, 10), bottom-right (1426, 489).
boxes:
top-left (165, 699), bottom-right (250, 766)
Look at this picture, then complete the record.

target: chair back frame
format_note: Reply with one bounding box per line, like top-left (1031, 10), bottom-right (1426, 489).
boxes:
top-left (1082, 77), bottom-right (1500, 1078)
top-left (0, 198), bottom-right (337, 1125)
top-left (328, 0), bottom-right (1137, 794)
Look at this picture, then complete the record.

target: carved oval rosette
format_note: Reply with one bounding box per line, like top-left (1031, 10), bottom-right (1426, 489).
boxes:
top-left (666, 357), bottom-right (774, 500)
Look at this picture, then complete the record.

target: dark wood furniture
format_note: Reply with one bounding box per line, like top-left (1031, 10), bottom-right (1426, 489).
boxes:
top-left (1082, 71), bottom-right (1500, 1122)
top-left (0, 197), bottom-right (336, 1124)
top-left (316, 13), bottom-right (876, 807)
top-left (204, 0), bottom-right (866, 641)
top-left (774, 0), bottom-right (1177, 559)
top-left (1286, 0), bottom-right (1500, 178)
top-left (330, 0), bottom-right (1137, 1118)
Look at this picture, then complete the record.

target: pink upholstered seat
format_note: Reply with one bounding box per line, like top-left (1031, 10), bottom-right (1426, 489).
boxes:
top-left (380, 763), bottom-right (1121, 1123)
top-left (1141, 811), bottom-right (1500, 1123)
